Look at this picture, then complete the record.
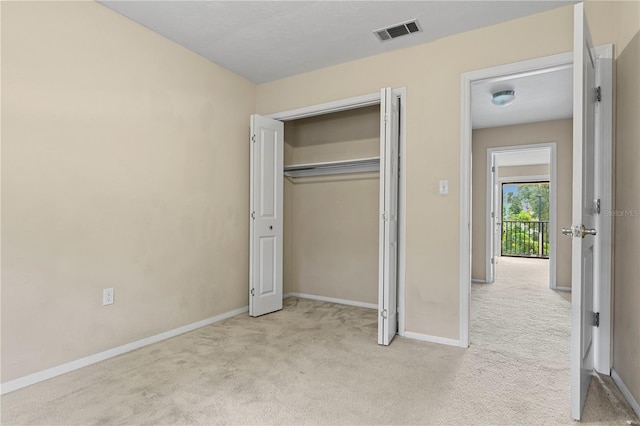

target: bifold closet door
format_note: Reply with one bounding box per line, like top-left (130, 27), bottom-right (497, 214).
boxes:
top-left (249, 115), bottom-right (284, 317)
top-left (378, 88), bottom-right (400, 345)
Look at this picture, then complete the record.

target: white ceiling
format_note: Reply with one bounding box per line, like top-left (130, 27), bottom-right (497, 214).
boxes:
top-left (98, 1), bottom-right (575, 84)
top-left (495, 148), bottom-right (550, 167)
top-left (472, 65), bottom-right (573, 129)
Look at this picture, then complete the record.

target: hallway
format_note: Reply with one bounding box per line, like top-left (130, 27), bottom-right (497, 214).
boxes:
top-left (470, 256), bottom-right (637, 423)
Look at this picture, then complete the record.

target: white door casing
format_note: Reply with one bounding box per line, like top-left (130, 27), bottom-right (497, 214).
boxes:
top-left (593, 43), bottom-right (614, 377)
top-left (487, 155), bottom-right (497, 282)
top-left (486, 144), bottom-right (556, 288)
top-left (378, 87), bottom-right (400, 345)
top-left (494, 181), bottom-right (501, 267)
top-left (570, 3), bottom-right (597, 420)
top-left (249, 115), bottom-right (284, 317)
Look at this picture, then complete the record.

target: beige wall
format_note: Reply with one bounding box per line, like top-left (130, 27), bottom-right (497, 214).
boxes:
top-left (472, 120), bottom-right (572, 285)
top-left (612, 0), bottom-right (640, 409)
top-left (284, 106), bottom-right (380, 165)
top-left (256, 2), bottom-right (618, 340)
top-left (1, 2), bottom-right (256, 382)
top-left (284, 108), bottom-right (379, 304)
top-left (498, 164), bottom-right (550, 179)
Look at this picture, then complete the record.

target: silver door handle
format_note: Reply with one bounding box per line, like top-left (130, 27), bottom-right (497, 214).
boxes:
top-left (562, 226), bottom-right (597, 238)
top-left (580, 225), bottom-right (597, 238)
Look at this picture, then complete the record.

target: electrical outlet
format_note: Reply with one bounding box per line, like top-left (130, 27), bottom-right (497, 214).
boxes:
top-left (439, 179), bottom-right (449, 195)
top-left (103, 288), bottom-right (114, 306)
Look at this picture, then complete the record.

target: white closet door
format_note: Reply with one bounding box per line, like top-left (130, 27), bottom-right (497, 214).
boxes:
top-left (249, 115), bottom-right (284, 317)
top-left (378, 88), bottom-right (400, 345)
top-left (570, 2), bottom-right (598, 420)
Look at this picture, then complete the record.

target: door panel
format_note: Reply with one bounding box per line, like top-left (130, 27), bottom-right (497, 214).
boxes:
top-left (570, 3), bottom-right (597, 420)
top-left (259, 129), bottom-right (277, 217)
top-left (250, 115), bottom-right (284, 317)
top-left (378, 88), bottom-right (400, 346)
top-left (259, 236), bottom-right (276, 295)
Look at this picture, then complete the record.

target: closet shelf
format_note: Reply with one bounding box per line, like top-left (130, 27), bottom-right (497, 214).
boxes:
top-left (284, 157), bottom-right (380, 178)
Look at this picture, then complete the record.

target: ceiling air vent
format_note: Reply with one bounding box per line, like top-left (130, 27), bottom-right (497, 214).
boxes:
top-left (374, 19), bottom-right (422, 42)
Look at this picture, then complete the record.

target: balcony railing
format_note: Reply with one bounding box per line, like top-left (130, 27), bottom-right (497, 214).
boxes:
top-left (501, 220), bottom-right (550, 258)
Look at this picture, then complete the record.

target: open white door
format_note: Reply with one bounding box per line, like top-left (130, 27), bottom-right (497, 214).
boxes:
top-left (569, 3), bottom-right (597, 420)
top-left (378, 88), bottom-right (400, 345)
top-left (249, 115), bottom-right (284, 317)
top-left (488, 155), bottom-right (497, 282)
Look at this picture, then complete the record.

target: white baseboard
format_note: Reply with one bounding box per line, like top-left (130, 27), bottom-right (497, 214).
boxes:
top-left (555, 286), bottom-right (572, 292)
top-left (285, 292), bottom-right (377, 310)
top-left (404, 331), bottom-right (461, 347)
top-left (471, 279), bottom-right (486, 283)
top-left (611, 368), bottom-right (640, 418)
top-left (0, 305), bottom-right (248, 396)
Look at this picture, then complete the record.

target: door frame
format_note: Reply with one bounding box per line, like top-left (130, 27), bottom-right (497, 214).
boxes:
top-left (485, 144), bottom-right (556, 288)
top-left (459, 48), bottom-right (613, 376)
top-left (266, 88), bottom-right (408, 337)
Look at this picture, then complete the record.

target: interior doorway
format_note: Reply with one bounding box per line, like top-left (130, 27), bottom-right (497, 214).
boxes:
top-left (484, 144), bottom-right (558, 289)
top-left (470, 73), bottom-right (569, 325)
top-left (460, 24), bottom-right (614, 418)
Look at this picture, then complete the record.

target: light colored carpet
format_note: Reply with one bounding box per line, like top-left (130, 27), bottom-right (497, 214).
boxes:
top-left (1, 259), bottom-right (638, 425)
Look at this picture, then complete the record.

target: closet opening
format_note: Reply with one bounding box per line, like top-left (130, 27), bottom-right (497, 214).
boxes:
top-left (283, 106), bottom-right (381, 312)
top-left (249, 88), bottom-right (406, 346)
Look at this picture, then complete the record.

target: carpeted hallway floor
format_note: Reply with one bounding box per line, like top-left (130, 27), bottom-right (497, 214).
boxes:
top-left (1, 259), bottom-right (638, 425)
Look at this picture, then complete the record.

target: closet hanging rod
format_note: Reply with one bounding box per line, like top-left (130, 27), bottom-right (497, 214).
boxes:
top-left (284, 156), bottom-right (380, 178)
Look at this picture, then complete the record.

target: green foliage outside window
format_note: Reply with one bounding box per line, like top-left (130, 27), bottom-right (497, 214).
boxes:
top-left (502, 182), bottom-right (550, 257)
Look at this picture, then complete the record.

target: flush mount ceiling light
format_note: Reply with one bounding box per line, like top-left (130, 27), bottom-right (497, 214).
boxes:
top-left (491, 90), bottom-right (516, 106)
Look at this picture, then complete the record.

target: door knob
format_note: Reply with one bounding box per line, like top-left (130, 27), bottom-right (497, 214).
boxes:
top-left (580, 225), bottom-right (597, 238)
top-left (562, 226), bottom-right (597, 238)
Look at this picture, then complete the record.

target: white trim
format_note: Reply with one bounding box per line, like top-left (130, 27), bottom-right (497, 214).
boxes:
top-left (267, 92), bottom-right (381, 121)
top-left (286, 293), bottom-right (377, 310)
top-left (460, 51), bottom-right (574, 349)
top-left (471, 279), bottom-right (487, 283)
top-left (593, 44), bottom-right (614, 375)
top-left (403, 331), bottom-right (460, 347)
top-left (486, 143), bottom-right (557, 289)
top-left (471, 63), bottom-right (573, 86)
top-left (397, 87), bottom-right (407, 337)
top-left (485, 153), bottom-right (496, 283)
top-left (0, 305), bottom-right (248, 396)
top-left (556, 286), bottom-right (572, 292)
top-left (612, 369), bottom-right (640, 418)
top-left (459, 69), bottom-right (473, 348)
top-left (498, 174), bottom-right (550, 182)
top-left (268, 88), bottom-right (408, 341)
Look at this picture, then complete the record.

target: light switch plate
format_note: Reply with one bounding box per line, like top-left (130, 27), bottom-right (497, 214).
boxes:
top-left (439, 180), bottom-right (449, 195)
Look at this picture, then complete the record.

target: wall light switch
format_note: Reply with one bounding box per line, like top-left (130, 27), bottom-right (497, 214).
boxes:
top-left (439, 180), bottom-right (449, 195)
